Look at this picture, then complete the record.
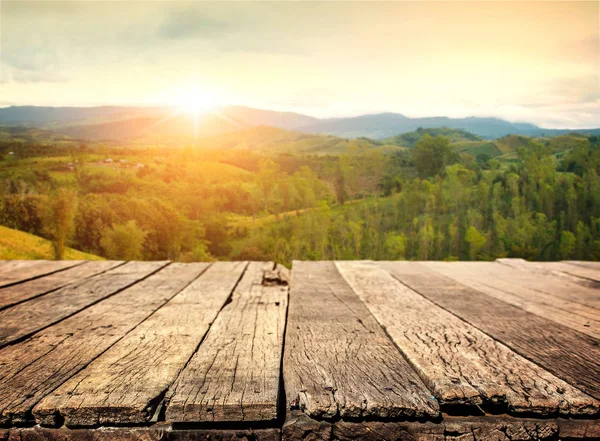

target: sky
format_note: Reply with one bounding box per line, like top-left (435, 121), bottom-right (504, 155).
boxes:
top-left (0, 1), bottom-right (599, 128)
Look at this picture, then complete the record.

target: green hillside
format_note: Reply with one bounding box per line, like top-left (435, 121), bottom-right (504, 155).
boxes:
top-left (0, 226), bottom-right (103, 260)
top-left (494, 134), bottom-right (531, 154)
top-left (451, 141), bottom-right (504, 158)
top-left (197, 126), bottom-right (402, 155)
top-left (383, 129), bottom-right (592, 159)
top-left (386, 127), bottom-right (483, 148)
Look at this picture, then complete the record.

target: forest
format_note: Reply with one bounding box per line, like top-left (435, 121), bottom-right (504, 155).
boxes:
top-left (0, 127), bottom-right (599, 266)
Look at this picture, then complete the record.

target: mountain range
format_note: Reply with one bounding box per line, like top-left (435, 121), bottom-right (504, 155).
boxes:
top-left (0, 105), bottom-right (598, 142)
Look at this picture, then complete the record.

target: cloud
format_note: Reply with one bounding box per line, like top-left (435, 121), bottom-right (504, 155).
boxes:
top-left (561, 35), bottom-right (600, 65)
top-left (526, 75), bottom-right (600, 108)
top-left (1, 39), bottom-right (69, 83)
top-left (152, 4), bottom-right (307, 56)
top-left (500, 75), bottom-right (600, 128)
top-left (157, 9), bottom-right (229, 40)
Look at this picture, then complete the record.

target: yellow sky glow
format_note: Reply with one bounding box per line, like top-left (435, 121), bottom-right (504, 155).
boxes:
top-left (0, 1), bottom-right (598, 128)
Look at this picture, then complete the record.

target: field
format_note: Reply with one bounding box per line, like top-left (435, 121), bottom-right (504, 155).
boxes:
top-left (0, 226), bottom-right (102, 260)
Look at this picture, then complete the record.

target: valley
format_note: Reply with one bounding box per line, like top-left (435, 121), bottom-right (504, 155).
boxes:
top-left (1, 112), bottom-right (599, 265)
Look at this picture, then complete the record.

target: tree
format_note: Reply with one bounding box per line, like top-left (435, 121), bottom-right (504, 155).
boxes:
top-left (412, 135), bottom-right (457, 178)
top-left (559, 230), bottom-right (576, 259)
top-left (384, 232), bottom-right (406, 259)
top-left (101, 220), bottom-right (147, 260)
top-left (257, 158), bottom-right (280, 212)
top-left (334, 166), bottom-right (347, 205)
top-left (465, 226), bottom-right (486, 259)
top-left (44, 189), bottom-right (78, 260)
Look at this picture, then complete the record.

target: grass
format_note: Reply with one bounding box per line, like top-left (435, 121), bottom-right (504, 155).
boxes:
top-left (0, 226), bottom-right (103, 260)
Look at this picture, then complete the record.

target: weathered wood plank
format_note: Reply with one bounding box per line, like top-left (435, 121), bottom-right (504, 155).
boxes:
top-left (0, 260), bottom-right (53, 274)
top-left (422, 261), bottom-right (600, 339)
top-left (337, 261), bottom-right (599, 417)
top-left (474, 261), bottom-right (600, 309)
top-left (0, 261), bottom-right (83, 288)
top-left (551, 261), bottom-right (600, 283)
top-left (0, 261), bottom-right (122, 311)
top-left (282, 410), bottom-right (567, 441)
top-left (498, 258), bottom-right (600, 285)
top-left (33, 262), bottom-right (247, 426)
top-left (283, 261), bottom-right (439, 421)
top-left (0, 261), bottom-right (165, 348)
top-left (565, 261), bottom-right (600, 271)
top-left (1, 425), bottom-right (281, 441)
top-left (0, 260), bottom-right (36, 272)
top-left (3, 417), bottom-right (599, 441)
top-left (379, 261), bottom-right (600, 402)
top-left (166, 262), bottom-right (288, 423)
top-left (0, 262), bottom-right (204, 425)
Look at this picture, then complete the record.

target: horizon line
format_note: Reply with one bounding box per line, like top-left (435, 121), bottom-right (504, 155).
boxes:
top-left (1, 103), bottom-right (600, 131)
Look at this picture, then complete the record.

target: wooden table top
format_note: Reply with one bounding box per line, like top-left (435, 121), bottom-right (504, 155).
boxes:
top-left (0, 259), bottom-right (598, 440)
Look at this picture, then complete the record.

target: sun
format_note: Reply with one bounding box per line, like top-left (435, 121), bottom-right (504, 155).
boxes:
top-left (180, 91), bottom-right (218, 115)
top-left (167, 85), bottom-right (222, 116)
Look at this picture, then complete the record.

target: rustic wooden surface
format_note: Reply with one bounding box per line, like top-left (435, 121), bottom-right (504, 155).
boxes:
top-left (0, 262), bottom-right (180, 424)
top-left (0, 259), bottom-right (598, 440)
top-left (379, 261), bottom-right (600, 402)
top-left (284, 261), bottom-right (439, 420)
top-left (337, 261), bottom-right (599, 416)
top-left (0, 261), bottom-right (122, 311)
top-left (32, 262), bottom-right (221, 426)
top-left (0, 261), bottom-right (160, 348)
top-left (424, 261), bottom-right (600, 338)
top-left (0, 260), bottom-right (82, 289)
top-left (166, 262), bottom-right (288, 423)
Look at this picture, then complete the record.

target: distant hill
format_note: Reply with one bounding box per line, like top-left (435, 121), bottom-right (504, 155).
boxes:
top-left (217, 106), bottom-right (318, 130)
top-left (196, 126), bottom-right (401, 155)
top-left (0, 106), bottom-right (166, 128)
top-left (383, 129), bottom-right (592, 159)
top-left (60, 114), bottom-right (241, 143)
top-left (0, 106), bottom-right (317, 142)
top-left (1, 105), bottom-right (599, 142)
top-left (0, 225), bottom-right (103, 260)
top-left (298, 113), bottom-right (600, 140)
top-left (386, 127), bottom-right (483, 148)
top-left (0, 126), bottom-right (73, 143)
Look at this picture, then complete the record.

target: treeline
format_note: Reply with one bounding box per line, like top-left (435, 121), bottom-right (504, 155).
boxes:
top-left (234, 136), bottom-right (600, 264)
top-left (1, 134), bottom-right (599, 264)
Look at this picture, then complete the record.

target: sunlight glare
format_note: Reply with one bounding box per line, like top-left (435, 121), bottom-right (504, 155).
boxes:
top-left (170, 85), bottom-right (221, 116)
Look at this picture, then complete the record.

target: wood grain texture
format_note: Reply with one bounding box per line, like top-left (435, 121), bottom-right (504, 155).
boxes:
top-left (166, 262), bottom-right (288, 423)
top-left (0, 262), bottom-right (199, 425)
top-left (0, 261), bottom-right (83, 288)
top-left (466, 261), bottom-right (600, 309)
top-left (33, 262), bottom-right (245, 426)
top-left (379, 261), bottom-right (600, 403)
top-left (422, 261), bottom-right (600, 339)
top-left (548, 262), bottom-right (600, 283)
top-left (282, 410), bottom-right (564, 441)
top-left (337, 261), bottom-right (599, 417)
top-left (497, 258), bottom-right (600, 286)
top-left (1, 426), bottom-right (281, 441)
top-left (0, 261), bottom-right (122, 311)
top-left (566, 261), bottom-right (600, 271)
top-left (283, 261), bottom-right (439, 421)
top-left (0, 261), bottom-right (164, 348)
top-left (0, 261), bottom-right (37, 272)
